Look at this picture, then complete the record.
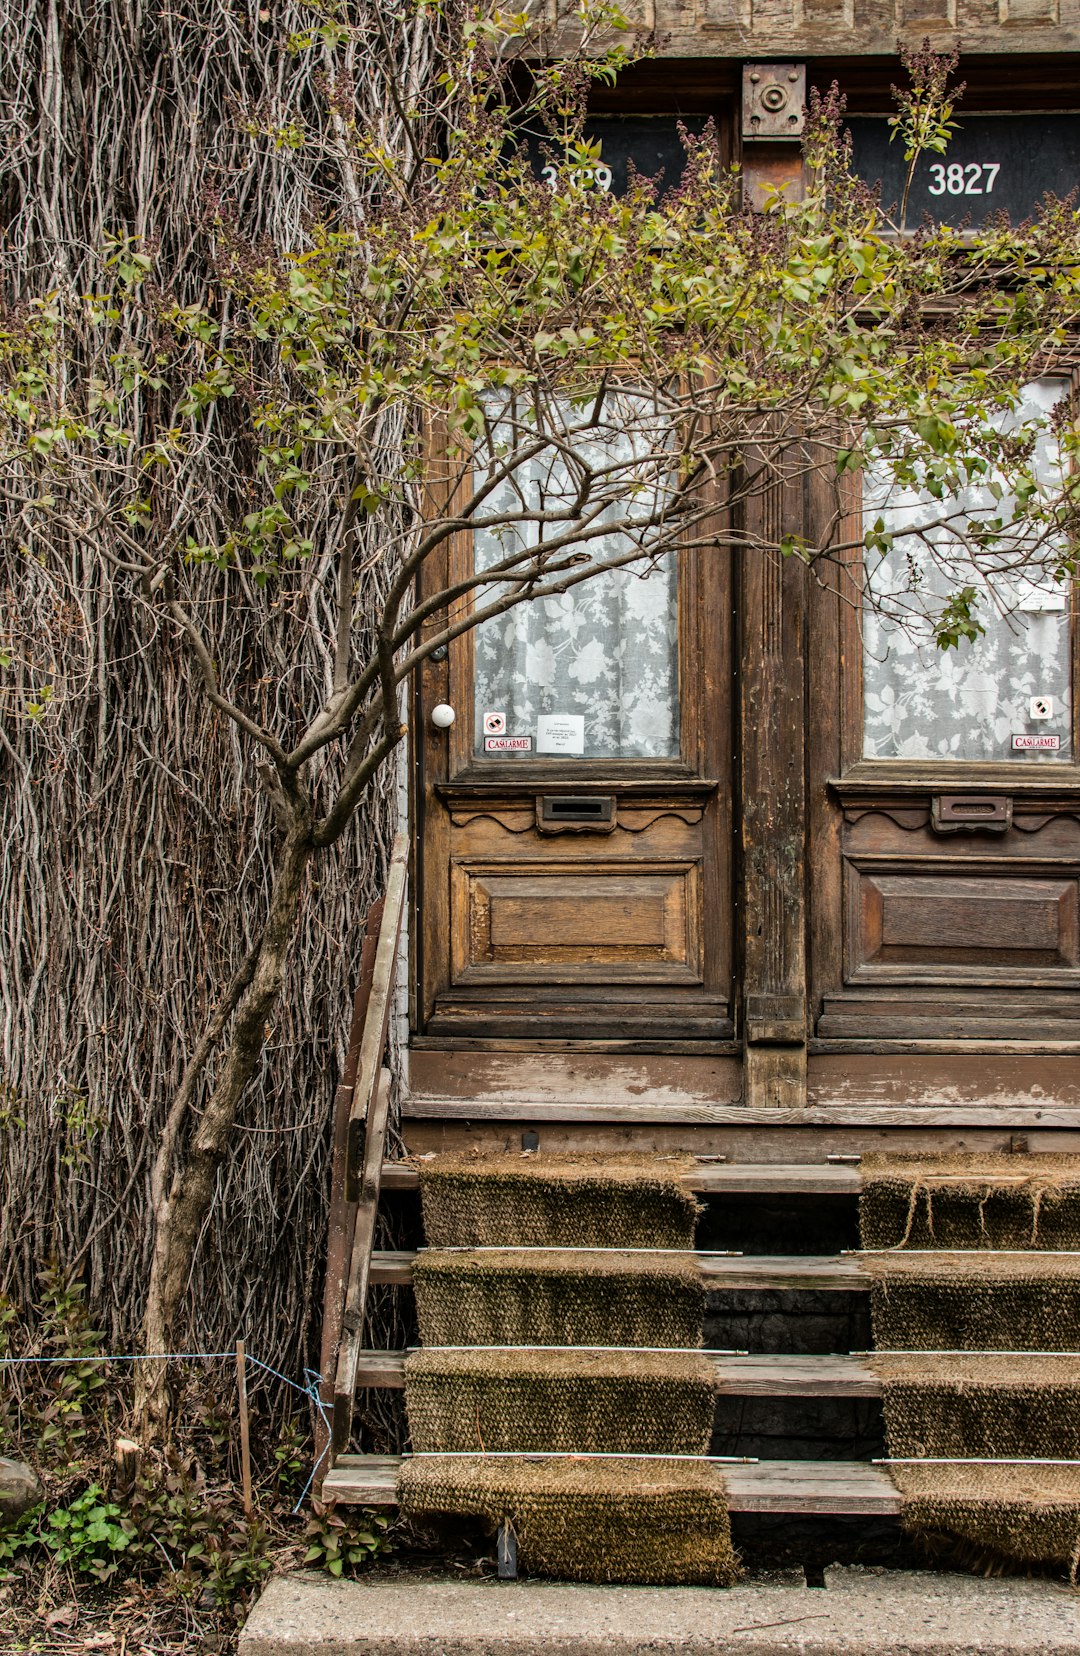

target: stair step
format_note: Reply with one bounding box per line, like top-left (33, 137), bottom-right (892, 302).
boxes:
top-left (323, 1456), bottom-right (900, 1515)
top-left (353, 1351), bottom-right (879, 1396)
top-left (380, 1161), bottom-right (862, 1195)
top-left (369, 1251), bottom-right (866, 1291)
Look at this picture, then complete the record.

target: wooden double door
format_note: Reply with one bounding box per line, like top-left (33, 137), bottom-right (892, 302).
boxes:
top-left (414, 466), bottom-right (1080, 1090)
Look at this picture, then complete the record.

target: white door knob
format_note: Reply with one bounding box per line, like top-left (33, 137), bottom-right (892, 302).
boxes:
top-left (430, 703), bottom-right (456, 730)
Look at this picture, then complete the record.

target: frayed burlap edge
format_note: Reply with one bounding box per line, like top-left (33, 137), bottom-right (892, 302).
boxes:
top-left (890, 1464), bottom-right (1080, 1580)
top-left (860, 1153), bottom-right (1080, 1252)
top-left (412, 1248), bottom-right (705, 1349)
top-left (399, 1453), bottom-right (739, 1587)
top-left (871, 1354), bottom-right (1080, 1460)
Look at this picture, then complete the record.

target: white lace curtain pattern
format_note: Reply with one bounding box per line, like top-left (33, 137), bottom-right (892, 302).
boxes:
top-left (471, 395), bottom-right (681, 760)
top-left (863, 377), bottom-right (1074, 762)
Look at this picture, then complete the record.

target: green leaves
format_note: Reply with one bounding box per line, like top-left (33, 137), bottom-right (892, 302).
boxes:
top-left (0, 1487), bottom-right (135, 1585)
top-left (176, 368), bottom-right (236, 419)
top-left (864, 517), bottom-right (893, 558)
top-left (935, 586), bottom-right (986, 651)
top-left (914, 412), bottom-right (957, 454)
top-left (303, 1501), bottom-right (391, 1577)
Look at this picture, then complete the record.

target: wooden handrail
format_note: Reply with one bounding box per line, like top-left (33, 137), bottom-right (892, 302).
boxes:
top-left (316, 831), bottom-right (409, 1477)
top-left (315, 901), bottom-right (382, 1477)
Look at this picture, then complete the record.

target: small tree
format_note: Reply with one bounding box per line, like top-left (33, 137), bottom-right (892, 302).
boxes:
top-left (3, 9), bottom-right (1079, 1417)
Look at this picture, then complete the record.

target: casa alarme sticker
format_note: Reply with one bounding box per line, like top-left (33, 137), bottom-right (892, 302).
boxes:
top-left (484, 735), bottom-right (532, 751)
top-left (1012, 733), bottom-right (1061, 751)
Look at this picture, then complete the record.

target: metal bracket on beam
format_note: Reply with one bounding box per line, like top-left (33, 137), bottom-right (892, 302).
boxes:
top-left (742, 64), bottom-right (806, 142)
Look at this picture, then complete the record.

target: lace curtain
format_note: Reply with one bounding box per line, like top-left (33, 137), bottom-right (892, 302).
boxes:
top-left (472, 396), bottom-right (680, 760)
top-left (863, 378), bottom-right (1074, 762)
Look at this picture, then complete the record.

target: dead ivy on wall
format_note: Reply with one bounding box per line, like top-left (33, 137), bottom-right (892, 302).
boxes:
top-left (0, 0), bottom-right (439, 1376)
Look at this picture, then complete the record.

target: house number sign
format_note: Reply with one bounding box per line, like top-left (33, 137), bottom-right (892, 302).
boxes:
top-left (849, 114), bottom-right (1080, 228)
top-left (528, 116), bottom-right (707, 200)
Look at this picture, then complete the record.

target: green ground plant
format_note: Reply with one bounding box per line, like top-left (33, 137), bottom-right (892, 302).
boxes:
top-left (0, 1285), bottom-right (392, 1644)
top-left (302, 1500), bottom-right (392, 1578)
top-left (0, 1486), bottom-right (135, 1584)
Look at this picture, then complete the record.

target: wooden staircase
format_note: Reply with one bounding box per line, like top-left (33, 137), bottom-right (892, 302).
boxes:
top-left (322, 1116), bottom-right (903, 1518)
top-left (316, 844), bottom-right (1071, 1547)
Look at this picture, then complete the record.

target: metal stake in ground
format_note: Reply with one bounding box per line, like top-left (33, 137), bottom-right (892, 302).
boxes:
top-left (236, 1339), bottom-right (254, 1520)
top-left (497, 1518), bottom-right (518, 1580)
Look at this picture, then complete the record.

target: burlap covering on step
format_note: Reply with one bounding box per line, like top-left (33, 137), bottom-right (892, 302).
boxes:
top-left (860, 1156), bottom-right (1080, 1576)
top-left (404, 1157), bottom-right (730, 1585)
top-left (412, 1248), bottom-right (704, 1348)
top-left (860, 1153), bottom-right (1080, 1251)
top-left (859, 1251), bottom-right (1080, 1351)
top-left (415, 1154), bottom-right (700, 1249)
top-left (404, 1348), bottom-right (717, 1455)
top-left (399, 1453), bottom-right (738, 1586)
top-left (888, 1464), bottom-right (1080, 1575)
top-left (871, 1354), bottom-right (1080, 1460)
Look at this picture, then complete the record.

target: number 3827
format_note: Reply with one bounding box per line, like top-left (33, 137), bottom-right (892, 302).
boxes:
top-left (927, 162), bottom-right (1001, 196)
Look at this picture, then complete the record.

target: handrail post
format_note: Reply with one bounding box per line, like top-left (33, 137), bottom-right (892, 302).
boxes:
top-left (317, 833), bottom-right (409, 1481)
top-left (314, 898), bottom-right (385, 1484)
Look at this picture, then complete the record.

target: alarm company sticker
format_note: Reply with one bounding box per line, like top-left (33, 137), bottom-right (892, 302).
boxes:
top-left (1012, 733), bottom-right (1061, 751)
top-left (483, 711), bottom-right (506, 735)
top-left (484, 735), bottom-right (532, 753)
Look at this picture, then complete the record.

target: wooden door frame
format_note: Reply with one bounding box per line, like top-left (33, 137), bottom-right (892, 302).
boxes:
top-left (411, 425), bottom-right (736, 1041)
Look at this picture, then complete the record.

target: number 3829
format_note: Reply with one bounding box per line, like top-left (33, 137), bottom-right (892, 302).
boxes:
top-left (926, 162), bottom-right (1001, 196)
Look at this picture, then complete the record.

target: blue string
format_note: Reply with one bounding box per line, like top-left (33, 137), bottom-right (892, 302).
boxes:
top-left (0, 1349), bottom-right (331, 1515)
top-left (290, 1368), bottom-right (333, 1515)
top-left (244, 1353), bottom-right (309, 1392)
top-left (243, 1354), bottom-right (331, 1512)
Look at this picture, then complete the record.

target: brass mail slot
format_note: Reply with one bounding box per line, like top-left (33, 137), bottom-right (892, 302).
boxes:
top-left (537, 794), bottom-right (617, 834)
top-left (931, 794), bottom-right (1012, 834)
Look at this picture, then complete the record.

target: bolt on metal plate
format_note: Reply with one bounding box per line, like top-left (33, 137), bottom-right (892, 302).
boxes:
top-left (742, 63), bottom-right (806, 141)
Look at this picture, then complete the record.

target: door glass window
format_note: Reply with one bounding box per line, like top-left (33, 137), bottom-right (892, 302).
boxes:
top-left (862, 378), bottom-right (1073, 761)
top-left (471, 394), bottom-right (680, 760)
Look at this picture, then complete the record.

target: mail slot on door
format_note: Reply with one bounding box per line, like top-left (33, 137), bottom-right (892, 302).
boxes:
top-left (931, 794), bottom-right (1012, 834)
top-left (537, 795), bottom-right (617, 834)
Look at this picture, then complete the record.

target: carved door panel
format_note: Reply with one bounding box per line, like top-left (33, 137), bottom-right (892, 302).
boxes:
top-left (416, 534), bottom-right (733, 1042)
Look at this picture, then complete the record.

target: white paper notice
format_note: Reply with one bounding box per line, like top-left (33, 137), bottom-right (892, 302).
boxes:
top-left (536, 714), bottom-right (586, 755)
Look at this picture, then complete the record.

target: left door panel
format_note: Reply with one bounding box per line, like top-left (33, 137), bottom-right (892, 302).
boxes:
top-left (416, 543), bottom-right (733, 1042)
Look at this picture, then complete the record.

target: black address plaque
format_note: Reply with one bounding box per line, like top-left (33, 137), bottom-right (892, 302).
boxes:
top-left (525, 116), bottom-right (708, 199)
top-left (848, 113), bottom-right (1080, 228)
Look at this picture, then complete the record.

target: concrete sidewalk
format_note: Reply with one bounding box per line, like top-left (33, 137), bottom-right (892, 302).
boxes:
top-left (240, 1566), bottom-right (1080, 1655)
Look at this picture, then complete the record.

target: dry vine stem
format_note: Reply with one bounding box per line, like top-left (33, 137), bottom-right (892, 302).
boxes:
top-left (0, 0), bottom-right (438, 1422)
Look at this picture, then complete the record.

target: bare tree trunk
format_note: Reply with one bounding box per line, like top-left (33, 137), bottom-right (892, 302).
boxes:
top-left (139, 814), bottom-right (313, 1429)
